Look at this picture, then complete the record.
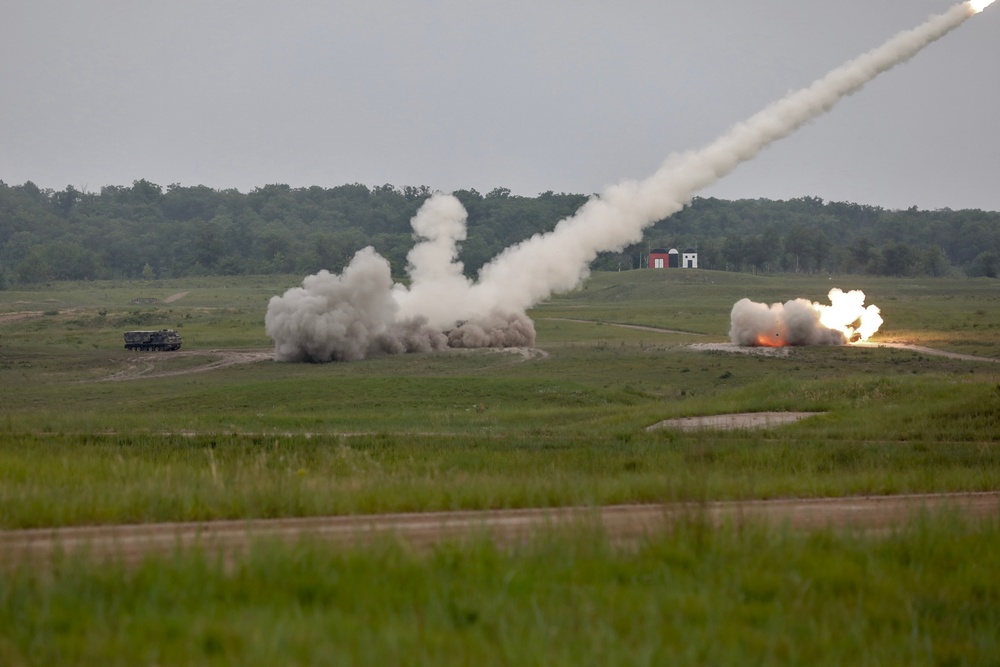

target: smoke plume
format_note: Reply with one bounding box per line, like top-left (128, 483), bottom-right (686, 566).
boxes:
top-left (729, 289), bottom-right (883, 347)
top-left (267, 2), bottom-right (980, 362)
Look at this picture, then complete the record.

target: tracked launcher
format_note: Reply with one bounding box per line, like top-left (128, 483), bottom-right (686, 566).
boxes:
top-left (123, 329), bottom-right (183, 352)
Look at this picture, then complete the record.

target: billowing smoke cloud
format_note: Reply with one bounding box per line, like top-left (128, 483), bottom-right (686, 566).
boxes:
top-left (447, 312), bottom-right (537, 349)
top-left (729, 289), bottom-right (884, 347)
top-left (266, 194), bottom-right (537, 362)
top-left (267, 2), bottom-right (980, 362)
top-left (264, 247), bottom-right (449, 362)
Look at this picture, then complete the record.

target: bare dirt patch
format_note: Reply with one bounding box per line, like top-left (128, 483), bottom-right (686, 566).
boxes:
top-left (691, 340), bottom-right (998, 363)
top-left (0, 311), bottom-right (44, 326)
top-left (856, 341), bottom-right (999, 363)
top-left (690, 342), bottom-right (790, 357)
top-left (98, 348), bottom-right (274, 382)
top-left (647, 411), bottom-right (824, 431)
top-left (164, 291), bottom-right (190, 303)
top-left (2, 492), bottom-right (995, 567)
top-left (491, 346), bottom-right (549, 361)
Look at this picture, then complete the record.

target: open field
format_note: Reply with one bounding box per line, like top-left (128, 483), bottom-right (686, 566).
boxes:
top-left (1, 270), bottom-right (998, 664)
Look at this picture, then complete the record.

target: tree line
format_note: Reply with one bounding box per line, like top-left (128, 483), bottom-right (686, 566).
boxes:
top-left (0, 180), bottom-right (997, 287)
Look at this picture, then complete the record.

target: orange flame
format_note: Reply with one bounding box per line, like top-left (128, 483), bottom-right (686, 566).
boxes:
top-left (737, 288), bottom-right (883, 348)
top-left (755, 333), bottom-right (786, 347)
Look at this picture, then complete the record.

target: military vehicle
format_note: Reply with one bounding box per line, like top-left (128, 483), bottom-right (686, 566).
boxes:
top-left (123, 329), bottom-right (183, 351)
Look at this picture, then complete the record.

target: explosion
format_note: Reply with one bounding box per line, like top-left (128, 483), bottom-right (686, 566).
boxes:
top-left (729, 289), bottom-right (883, 348)
top-left (267, 1), bottom-right (983, 362)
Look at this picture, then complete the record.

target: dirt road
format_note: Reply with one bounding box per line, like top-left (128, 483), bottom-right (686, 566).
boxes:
top-left (546, 317), bottom-right (704, 336)
top-left (98, 346), bottom-right (550, 382)
top-left (856, 341), bottom-right (1000, 363)
top-left (3, 492), bottom-right (996, 566)
top-left (647, 411), bottom-right (825, 431)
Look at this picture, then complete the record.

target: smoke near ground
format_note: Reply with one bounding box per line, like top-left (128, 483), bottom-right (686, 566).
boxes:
top-left (729, 289), bottom-right (884, 347)
top-left (264, 247), bottom-right (450, 362)
top-left (265, 195), bottom-right (537, 362)
top-left (267, 2), bottom-right (982, 362)
top-left (447, 312), bottom-right (537, 349)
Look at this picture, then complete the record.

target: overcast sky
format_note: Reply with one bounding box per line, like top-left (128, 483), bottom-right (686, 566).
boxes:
top-left (2, 0), bottom-right (997, 211)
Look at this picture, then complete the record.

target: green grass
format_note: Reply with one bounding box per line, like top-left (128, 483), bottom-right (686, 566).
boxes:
top-left (1, 272), bottom-right (998, 528)
top-left (1, 271), bottom-right (999, 663)
top-left (1, 430), bottom-right (997, 529)
top-left (1, 515), bottom-right (998, 666)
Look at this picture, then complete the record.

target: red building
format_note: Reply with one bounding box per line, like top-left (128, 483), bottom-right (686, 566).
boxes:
top-left (649, 248), bottom-right (680, 268)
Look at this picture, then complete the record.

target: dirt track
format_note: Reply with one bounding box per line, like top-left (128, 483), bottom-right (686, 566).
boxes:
top-left (647, 411), bottom-right (825, 431)
top-left (3, 492), bottom-right (996, 566)
top-left (97, 346), bottom-right (549, 382)
top-left (546, 317), bottom-right (704, 336)
top-left (99, 348), bottom-right (274, 381)
top-left (856, 341), bottom-right (1000, 363)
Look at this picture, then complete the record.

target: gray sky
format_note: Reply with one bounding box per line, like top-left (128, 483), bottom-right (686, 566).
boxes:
top-left (2, 0), bottom-right (997, 211)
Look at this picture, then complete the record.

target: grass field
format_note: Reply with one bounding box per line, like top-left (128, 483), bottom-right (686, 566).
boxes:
top-left (1, 270), bottom-right (998, 665)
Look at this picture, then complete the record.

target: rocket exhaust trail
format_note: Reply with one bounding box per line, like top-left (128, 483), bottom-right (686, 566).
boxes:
top-left (457, 1), bottom-right (988, 319)
top-left (267, 1), bottom-right (988, 362)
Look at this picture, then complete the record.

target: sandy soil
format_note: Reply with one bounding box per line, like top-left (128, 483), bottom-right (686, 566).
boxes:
top-left (164, 291), bottom-right (190, 303)
top-left (690, 342), bottom-right (790, 357)
top-left (2, 492), bottom-right (996, 566)
top-left (647, 411), bottom-right (824, 431)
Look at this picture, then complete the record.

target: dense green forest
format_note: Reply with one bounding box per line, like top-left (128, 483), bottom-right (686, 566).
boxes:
top-left (1, 179), bottom-right (998, 287)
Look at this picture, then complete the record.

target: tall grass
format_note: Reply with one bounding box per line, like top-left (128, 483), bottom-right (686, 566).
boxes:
top-left (1, 426), bottom-right (997, 528)
top-left (2, 273), bottom-right (998, 663)
top-left (1, 515), bottom-right (998, 666)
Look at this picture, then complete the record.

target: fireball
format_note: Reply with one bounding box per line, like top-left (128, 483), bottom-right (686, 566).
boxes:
top-left (729, 289), bottom-right (883, 348)
top-left (815, 288), bottom-right (884, 344)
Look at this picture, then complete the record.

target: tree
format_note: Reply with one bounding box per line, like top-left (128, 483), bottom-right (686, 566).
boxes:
top-left (131, 179), bottom-right (163, 203)
top-left (16, 251), bottom-right (49, 283)
top-left (920, 246), bottom-right (949, 277)
top-left (53, 185), bottom-right (80, 217)
top-left (486, 187), bottom-right (511, 199)
top-left (782, 224), bottom-right (812, 272)
top-left (403, 185), bottom-right (431, 202)
top-left (880, 242), bottom-right (918, 277)
top-left (848, 236), bottom-right (875, 271)
top-left (968, 251), bottom-right (998, 278)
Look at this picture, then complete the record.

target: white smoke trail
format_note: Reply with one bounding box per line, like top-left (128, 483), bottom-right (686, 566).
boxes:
top-left (267, 2), bottom-right (982, 362)
top-left (463, 2), bottom-right (980, 318)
